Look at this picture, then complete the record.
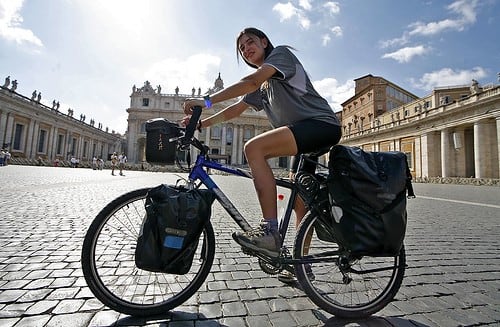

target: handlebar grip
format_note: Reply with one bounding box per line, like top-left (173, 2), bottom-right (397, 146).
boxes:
top-left (182, 106), bottom-right (202, 146)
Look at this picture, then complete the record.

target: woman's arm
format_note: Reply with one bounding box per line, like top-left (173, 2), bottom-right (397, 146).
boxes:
top-left (183, 64), bottom-right (276, 114)
top-left (200, 99), bottom-right (249, 128)
top-left (210, 64), bottom-right (276, 104)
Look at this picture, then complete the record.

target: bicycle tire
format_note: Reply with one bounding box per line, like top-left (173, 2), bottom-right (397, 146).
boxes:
top-left (81, 188), bottom-right (216, 316)
top-left (293, 211), bottom-right (405, 318)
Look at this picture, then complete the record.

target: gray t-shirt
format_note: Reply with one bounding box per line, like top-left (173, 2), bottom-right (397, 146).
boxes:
top-left (243, 46), bottom-right (339, 128)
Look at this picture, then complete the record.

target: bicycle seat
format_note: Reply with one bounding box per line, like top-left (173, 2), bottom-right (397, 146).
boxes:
top-left (302, 146), bottom-right (332, 159)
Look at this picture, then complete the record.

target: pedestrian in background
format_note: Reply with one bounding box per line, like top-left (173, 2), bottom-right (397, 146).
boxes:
top-left (111, 152), bottom-right (118, 175)
top-left (118, 152), bottom-right (127, 176)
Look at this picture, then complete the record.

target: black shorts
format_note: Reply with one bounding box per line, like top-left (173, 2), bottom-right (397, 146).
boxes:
top-left (288, 119), bottom-right (342, 173)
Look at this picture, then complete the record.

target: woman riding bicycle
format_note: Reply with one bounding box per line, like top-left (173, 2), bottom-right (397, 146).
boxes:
top-left (182, 27), bottom-right (341, 265)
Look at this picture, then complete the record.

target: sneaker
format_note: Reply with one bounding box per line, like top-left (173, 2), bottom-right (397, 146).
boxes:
top-left (232, 222), bottom-right (280, 257)
top-left (278, 264), bottom-right (315, 284)
top-left (278, 269), bottom-right (296, 283)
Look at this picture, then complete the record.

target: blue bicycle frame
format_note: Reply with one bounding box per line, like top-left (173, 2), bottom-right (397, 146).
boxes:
top-left (186, 152), bottom-right (300, 248)
top-left (180, 106), bottom-right (302, 248)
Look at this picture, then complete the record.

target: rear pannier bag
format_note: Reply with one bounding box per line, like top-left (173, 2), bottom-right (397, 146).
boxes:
top-left (135, 184), bottom-right (215, 274)
top-left (145, 118), bottom-right (182, 165)
top-left (322, 145), bottom-right (414, 256)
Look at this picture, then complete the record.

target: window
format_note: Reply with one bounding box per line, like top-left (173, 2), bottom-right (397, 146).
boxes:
top-left (38, 130), bottom-right (47, 153)
top-left (243, 128), bottom-right (253, 141)
top-left (140, 123), bottom-right (146, 133)
top-left (210, 126), bottom-right (221, 140)
top-left (57, 135), bottom-right (64, 155)
top-left (142, 98), bottom-right (150, 106)
top-left (165, 102), bottom-right (171, 109)
top-left (83, 141), bottom-right (88, 158)
top-left (71, 137), bottom-right (77, 155)
top-left (226, 127), bottom-right (233, 145)
top-left (13, 124), bottom-right (24, 150)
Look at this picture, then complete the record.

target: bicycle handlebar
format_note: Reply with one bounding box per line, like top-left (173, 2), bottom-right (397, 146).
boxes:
top-left (180, 106), bottom-right (203, 151)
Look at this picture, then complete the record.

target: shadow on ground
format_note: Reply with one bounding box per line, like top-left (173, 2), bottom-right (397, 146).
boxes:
top-left (323, 315), bottom-right (430, 327)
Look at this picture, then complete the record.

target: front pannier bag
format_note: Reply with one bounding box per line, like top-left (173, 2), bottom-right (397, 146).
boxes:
top-left (325, 145), bottom-right (414, 256)
top-left (135, 184), bottom-right (215, 274)
top-left (145, 118), bottom-right (182, 165)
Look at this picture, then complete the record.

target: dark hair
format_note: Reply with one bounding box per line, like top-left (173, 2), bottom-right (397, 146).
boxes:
top-left (236, 27), bottom-right (275, 69)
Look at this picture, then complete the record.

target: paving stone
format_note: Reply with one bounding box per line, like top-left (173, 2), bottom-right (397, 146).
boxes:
top-left (45, 312), bottom-right (94, 327)
top-left (245, 300), bottom-right (272, 316)
top-left (222, 301), bottom-right (247, 316)
top-left (51, 299), bottom-right (85, 314)
top-left (0, 290), bottom-right (26, 304)
top-left (10, 315), bottom-right (51, 327)
top-left (23, 300), bottom-right (58, 315)
top-left (0, 318), bottom-right (19, 327)
top-left (1, 169), bottom-right (500, 326)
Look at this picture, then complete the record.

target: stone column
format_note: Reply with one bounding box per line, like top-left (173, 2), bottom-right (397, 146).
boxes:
top-left (26, 120), bottom-right (37, 158)
top-left (420, 132), bottom-right (440, 178)
top-left (441, 129), bottom-right (451, 177)
top-left (496, 117), bottom-right (500, 178)
top-left (238, 125), bottom-right (245, 164)
top-left (0, 110), bottom-right (7, 147)
top-left (473, 120), bottom-right (488, 178)
top-left (231, 125), bottom-right (238, 165)
top-left (452, 128), bottom-right (466, 177)
top-left (4, 114), bottom-right (14, 149)
top-left (47, 126), bottom-right (56, 159)
top-left (126, 119), bottom-right (137, 163)
top-left (221, 125), bottom-right (227, 155)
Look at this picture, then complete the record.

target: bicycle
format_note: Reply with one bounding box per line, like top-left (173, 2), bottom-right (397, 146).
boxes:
top-left (81, 107), bottom-right (405, 318)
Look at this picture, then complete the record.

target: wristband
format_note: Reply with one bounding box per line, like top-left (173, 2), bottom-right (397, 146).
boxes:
top-left (203, 95), bottom-right (212, 108)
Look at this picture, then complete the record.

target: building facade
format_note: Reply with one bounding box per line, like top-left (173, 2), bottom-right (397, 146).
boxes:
top-left (340, 76), bottom-right (500, 179)
top-left (126, 76), bottom-right (281, 167)
top-left (0, 79), bottom-right (122, 165)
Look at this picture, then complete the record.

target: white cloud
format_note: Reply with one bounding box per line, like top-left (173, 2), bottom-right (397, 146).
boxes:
top-left (382, 45), bottom-right (429, 63)
top-left (273, 2), bottom-right (311, 29)
top-left (411, 66), bottom-right (487, 90)
top-left (409, 0), bottom-right (478, 36)
top-left (324, 2), bottom-right (340, 15)
top-left (273, 2), bottom-right (299, 21)
top-left (380, 0), bottom-right (479, 53)
top-left (299, 0), bottom-right (312, 11)
top-left (0, 0), bottom-right (43, 47)
top-left (313, 77), bottom-right (355, 112)
top-left (144, 54), bottom-right (222, 95)
top-left (379, 34), bottom-right (409, 49)
top-left (321, 26), bottom-right (342, 46)
top-left (321, 34), bottom-right (331, 47)
top-left (330, 26), bottom-right (342, 37)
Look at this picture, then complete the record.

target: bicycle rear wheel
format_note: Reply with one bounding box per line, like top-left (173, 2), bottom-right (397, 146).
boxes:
top-left (81, 188), bottom-right (215, 316)
top-left (293, 212), bottom-right (405, 318)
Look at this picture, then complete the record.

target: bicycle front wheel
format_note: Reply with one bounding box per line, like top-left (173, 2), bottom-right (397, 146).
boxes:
top-left (293, 212), bottom-right (405, 318)
top-left (81, 188), bottom-right (216, 316)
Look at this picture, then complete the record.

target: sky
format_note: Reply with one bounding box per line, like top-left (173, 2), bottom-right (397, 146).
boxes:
top-left (1, 0), bottom-right (499, 134)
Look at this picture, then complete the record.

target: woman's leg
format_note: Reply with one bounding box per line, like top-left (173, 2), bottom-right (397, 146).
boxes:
top-left (244, 126), bottom-right (298, 220)
top-left (232, 127), bottom-right (297, 256)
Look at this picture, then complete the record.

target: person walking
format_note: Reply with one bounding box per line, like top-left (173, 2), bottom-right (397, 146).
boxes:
top-left (183, 28), bottom-right (342, 273)
top-left (118, 152), bottom-right (127, 176)
top-left (110, 152), bottom-right (118, 176)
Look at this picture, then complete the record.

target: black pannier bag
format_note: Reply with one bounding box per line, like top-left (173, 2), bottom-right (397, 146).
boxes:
top-left (145, 118), bottom-right (182, 165)
top-left (320, 145), bottom-right (415, 256)
top-left (135, 184), bottom-right (216, 274)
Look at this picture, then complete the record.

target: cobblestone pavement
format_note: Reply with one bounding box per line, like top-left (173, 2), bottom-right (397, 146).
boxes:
top-left (0, 165), bottom-right (499, 327)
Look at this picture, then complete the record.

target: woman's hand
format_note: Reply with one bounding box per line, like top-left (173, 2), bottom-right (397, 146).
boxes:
top-left (180, 115), bottom-right (192, 127)
top-left (182, 98), bottom-right (205, 115)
